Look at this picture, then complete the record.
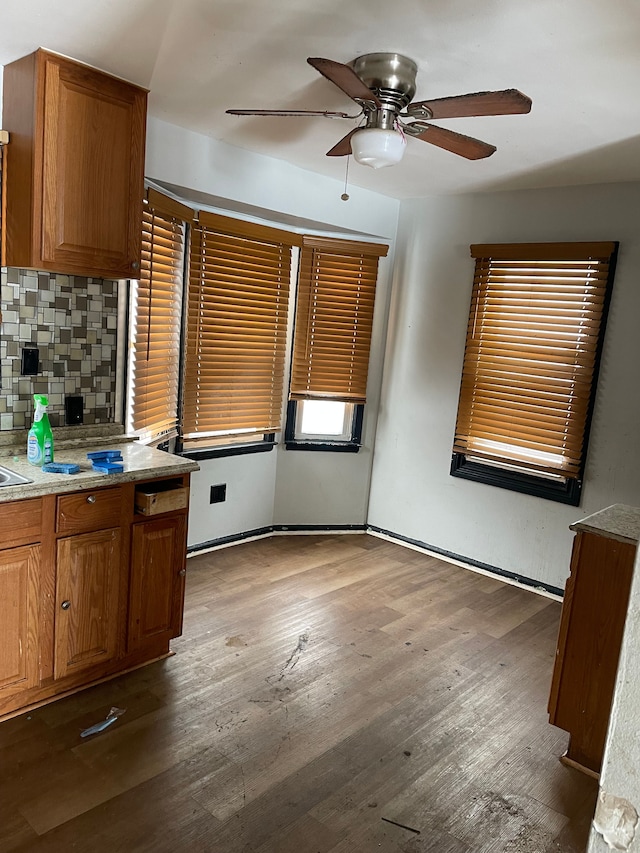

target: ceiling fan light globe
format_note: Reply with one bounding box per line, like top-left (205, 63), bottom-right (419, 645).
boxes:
top-left (351, 128), bottom-right (406, 169)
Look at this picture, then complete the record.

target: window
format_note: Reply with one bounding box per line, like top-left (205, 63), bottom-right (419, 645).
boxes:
top-left (181, 212), bottom-right (299, 451)
top-left (125, 190), bottom-right (190, 444)
top-left (286, 236), bottom-right (388, 450)
top-left (451, 241), bottom-right (618, 504)
top-left (299, 400), bottom-right (354, 440)
top-left (285, 400), bottom-right (364, 450)
top-left (126, 200), bottom-right (387, 457)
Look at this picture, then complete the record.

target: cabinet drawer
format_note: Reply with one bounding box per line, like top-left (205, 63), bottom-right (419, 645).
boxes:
top-left (0, 498), bottom-right (42, 548)
top-left (56, 487), bottom-right (122, 534)
top-left (135, 484), bottom-right (189, 516)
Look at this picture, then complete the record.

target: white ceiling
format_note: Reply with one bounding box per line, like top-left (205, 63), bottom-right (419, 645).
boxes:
top-left (2, 0), bottom-right (640, 200)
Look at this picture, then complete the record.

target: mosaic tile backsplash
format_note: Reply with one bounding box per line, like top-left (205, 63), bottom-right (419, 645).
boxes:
top-left (0, 268), bottom-right (119, 430)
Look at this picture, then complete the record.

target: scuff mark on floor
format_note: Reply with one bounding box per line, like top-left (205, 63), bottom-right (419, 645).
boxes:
top-left (465, 791), bottom-right (562, 852)
top-left (269, 631), bottom-right (310, 682)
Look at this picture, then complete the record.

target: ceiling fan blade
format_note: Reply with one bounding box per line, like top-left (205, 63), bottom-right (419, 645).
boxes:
top-left (326, 129), bottom-right (359, 157)
top-left (407, 123), bottom-right (496, 159)
top-left (307, 57), bottom-right (382, 109)
top-left (407, 89), bottom-right (532, 119)
top-left (226, 108), bottom-right (358, 119)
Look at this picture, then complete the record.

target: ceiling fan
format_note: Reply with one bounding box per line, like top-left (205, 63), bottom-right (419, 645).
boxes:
top-left (226, 53), bottom-right (532, 169)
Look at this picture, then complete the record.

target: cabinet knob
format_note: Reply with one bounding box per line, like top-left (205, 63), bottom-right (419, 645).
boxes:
top-left (86, 494), bottom-right (96, 504)
top-left (61, 600), bottom-right (71, 610)
top-left (178, 569), bottom-right (186, 576)
top-left (131, 261), bottom-right (140, 270)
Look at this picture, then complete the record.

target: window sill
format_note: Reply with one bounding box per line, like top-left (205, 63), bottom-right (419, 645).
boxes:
top-left (284, 441), bottom-right (361, 453)
top-left (180, 440), bottom-right (277, 461)
top-left (450, 453), bottom-right (582, 505)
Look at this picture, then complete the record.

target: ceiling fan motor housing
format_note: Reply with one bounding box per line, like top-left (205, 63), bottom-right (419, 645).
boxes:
top-left (353, 53), bottom-right (418, 113)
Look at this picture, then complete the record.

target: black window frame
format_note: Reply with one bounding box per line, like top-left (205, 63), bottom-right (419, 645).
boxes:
top-left (284, 400), bottom-right (364, 452)
top-left (177, 432), bottom-right (276, 461)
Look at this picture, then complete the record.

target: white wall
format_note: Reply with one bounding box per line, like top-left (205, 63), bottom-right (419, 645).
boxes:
top-left (145, 117), bottom-right (400, 547)
top-left (145, 117), bottom-right (399, 240)
top-left (187, 451), bottom-right (278, 548)
top-left (368, 182), bottom-right (640, 590)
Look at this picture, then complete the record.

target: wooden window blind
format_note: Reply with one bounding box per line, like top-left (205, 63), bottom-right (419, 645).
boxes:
top-left (452, 241), bottom-right (617, 480)
top-left (127, 190), bottom-right (192, 443)
top-left (290, 236), bottom-right (388, 403)
top-left (183, 212), bottom-right (299, 439)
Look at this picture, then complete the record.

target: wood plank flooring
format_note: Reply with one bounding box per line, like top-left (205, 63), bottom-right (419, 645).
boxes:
top-left (0, 534), bottom-right (597, 852)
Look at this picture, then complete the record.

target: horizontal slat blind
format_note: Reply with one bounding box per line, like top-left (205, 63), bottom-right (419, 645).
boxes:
top-left (453, 242), bottom-right (617, 478)
top-left (127, 197), bottom-right (184, 442)
top-left (290, 236), bottom-right (388, 403)
top-left (183, 218), bottom-right (292, 438)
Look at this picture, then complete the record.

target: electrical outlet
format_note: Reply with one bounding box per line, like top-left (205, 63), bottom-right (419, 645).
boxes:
top-left (210, 484), bottom-right (227, 504)
top-left (21, 347), bottom-right (39, 375)
top-left (65, 395), bottom-right (84, 425)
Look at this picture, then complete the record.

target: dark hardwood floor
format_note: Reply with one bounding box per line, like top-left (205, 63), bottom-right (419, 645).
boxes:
top-left (0, 534), bottom-right (597, 852)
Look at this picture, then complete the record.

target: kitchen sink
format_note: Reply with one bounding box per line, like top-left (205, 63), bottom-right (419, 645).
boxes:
top-left (0, 464), bottom-right (33, 487)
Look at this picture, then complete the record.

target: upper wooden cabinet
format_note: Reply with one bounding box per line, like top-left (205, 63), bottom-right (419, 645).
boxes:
top-left (2, 49), bottom-right (147, 279)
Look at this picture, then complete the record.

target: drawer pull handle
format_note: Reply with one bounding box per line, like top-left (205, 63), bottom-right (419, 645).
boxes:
top-left (178, 569), bottom-right (186, 576)
top-left (61, 600), bottom-right (71, 610)
top-left (86, 495), bottom-right (97, 504)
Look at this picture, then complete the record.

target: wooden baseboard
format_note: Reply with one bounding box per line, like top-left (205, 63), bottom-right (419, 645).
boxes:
top-left (0, 652), bottom-right (173, 724)
top-left (560, 751), bottom-right (600, 780)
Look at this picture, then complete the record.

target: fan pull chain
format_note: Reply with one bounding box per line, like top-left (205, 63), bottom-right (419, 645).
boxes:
top-left (341, 155), bottom-right (350, 201)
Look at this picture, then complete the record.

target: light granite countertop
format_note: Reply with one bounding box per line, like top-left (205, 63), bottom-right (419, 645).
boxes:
top-left (0, 441), bottom-right (199, 503)
top-left (570, 504), bottom-right (640, 546)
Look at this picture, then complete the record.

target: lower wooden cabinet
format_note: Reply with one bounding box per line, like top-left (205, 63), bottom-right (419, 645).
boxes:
top-left (128, 515), bottom-right (187, 652)
top-left (54, 528), bottom-right (123, 679)
top-left (0, 472), bottom-right (191, 722)
top-left (548, 515), bottom-right (637, 775)
top-left (0, 544), bottom-right (41, 696)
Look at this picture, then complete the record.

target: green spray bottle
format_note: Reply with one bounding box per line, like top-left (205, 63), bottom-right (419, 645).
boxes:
top-left (27, 394), bottom-right (54, 466)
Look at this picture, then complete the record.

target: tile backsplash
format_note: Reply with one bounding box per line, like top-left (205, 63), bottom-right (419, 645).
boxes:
top-left (0, 268), bottom-right (119, 429)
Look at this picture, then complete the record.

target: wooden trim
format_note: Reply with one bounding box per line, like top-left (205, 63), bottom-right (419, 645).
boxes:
top-left (0, 145), bottom-right (6, 263)
top-left (548, 533), bottom-right (581, 719)
top-left (559, 752), bottom-right (600, 780)
top-left (198, 209), bottom-right (302, 246)
top-left (302, 234), bottom-right (389, 257)
top-left (0, 651), bottom-right (173, 723)
top-left (2, 50), bottom-right (39, 267)
top-left (39, 494), bottom-right (57, 683)
top-left (146, 187), bottom-right (195, 223)
top-left (470, 241), bottom-right (617, 260)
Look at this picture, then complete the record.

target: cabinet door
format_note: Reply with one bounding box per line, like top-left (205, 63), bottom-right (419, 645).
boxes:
top-left (40, 52), bottom-right (146, 278)
top-left (55, 529), bottom-right (122, 679)
top-left (128, 515), bottom-right (187, 652)
top-left (0, 545), bottom-right (40, 696)
top-left (549, 531), bottom-right (635, 772)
